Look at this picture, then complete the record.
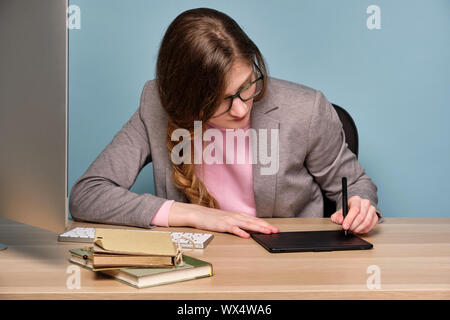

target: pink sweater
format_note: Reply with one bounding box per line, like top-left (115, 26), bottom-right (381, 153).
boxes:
top-left (150, 120), bottom-right (256, 227)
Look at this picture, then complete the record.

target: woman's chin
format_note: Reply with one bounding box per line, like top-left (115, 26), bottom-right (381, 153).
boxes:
top-left (208, 116), bottom-right (250, 129)
top-left (226, 119), bottom-right (249, 129)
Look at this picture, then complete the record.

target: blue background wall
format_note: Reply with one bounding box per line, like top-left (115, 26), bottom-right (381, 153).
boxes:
top-left (68, 0), bottom-right (450, 218)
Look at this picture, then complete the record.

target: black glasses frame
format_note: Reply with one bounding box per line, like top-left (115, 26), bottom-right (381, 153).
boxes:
top-left (210, 63), bottom-right (264, 119)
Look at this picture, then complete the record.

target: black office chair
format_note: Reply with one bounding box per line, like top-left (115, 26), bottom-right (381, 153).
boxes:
top-left (321, 103), bottom-right (359, 217)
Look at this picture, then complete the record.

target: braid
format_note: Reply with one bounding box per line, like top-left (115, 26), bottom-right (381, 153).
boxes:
top-left (166, 120), bottom-right (220, 209)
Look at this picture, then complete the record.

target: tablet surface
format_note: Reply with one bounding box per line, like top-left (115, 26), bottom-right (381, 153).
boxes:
top-left (251, 230), bottom-right (373, 253)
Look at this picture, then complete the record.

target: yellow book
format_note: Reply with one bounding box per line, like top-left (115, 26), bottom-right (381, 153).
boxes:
top-left (92, 252), bottom-right (174, 268)
top-left (85, 228), bottom-right (180, 268)
top-left (94, 228), bottom-right (177, 256)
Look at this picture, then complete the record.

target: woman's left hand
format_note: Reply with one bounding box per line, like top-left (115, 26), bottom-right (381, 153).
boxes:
top-left (330, 196), bottom-right (378, 235)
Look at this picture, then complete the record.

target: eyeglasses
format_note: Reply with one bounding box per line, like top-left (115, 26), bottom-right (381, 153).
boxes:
top-left (210, 63), bottom-right (264, 119)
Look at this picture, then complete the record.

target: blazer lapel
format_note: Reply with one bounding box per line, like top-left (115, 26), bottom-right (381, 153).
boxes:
top-left (251, 101), bottom-right (280, 218)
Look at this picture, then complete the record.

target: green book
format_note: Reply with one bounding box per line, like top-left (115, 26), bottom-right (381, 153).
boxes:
top-left (69, 248), bottom-right (213, 289)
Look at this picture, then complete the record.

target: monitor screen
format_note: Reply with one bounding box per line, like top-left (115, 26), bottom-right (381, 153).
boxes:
top-left (0, 0), bottom-right (68, 233)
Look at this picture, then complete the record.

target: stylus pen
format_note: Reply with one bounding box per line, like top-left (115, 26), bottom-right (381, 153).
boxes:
top-left (342, 177), bottom-right (348, 237)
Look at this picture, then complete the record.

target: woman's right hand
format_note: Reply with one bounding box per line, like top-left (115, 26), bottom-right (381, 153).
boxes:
top-left (168, 202), bottom-right (279, 238)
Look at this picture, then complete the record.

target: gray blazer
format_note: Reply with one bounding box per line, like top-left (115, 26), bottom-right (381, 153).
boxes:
top-left (69, 77), bottom-right (383, 228)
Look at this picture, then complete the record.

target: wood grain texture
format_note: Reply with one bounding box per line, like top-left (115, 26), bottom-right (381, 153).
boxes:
top-left (0, 217), bottom-right (449, 300)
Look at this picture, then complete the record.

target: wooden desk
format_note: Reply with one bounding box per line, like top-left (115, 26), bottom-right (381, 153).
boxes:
top-left (0, 217), bottom-right (449, 299)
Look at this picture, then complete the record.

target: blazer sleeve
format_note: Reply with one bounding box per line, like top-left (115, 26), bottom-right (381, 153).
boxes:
top-left (69, 82), bottom-right (168, 228)
top-left (305, 90), bottom-right (384, 223)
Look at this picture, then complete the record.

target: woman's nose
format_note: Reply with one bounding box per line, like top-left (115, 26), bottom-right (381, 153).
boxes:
top-left (228, 98), bottom-right (249, 118)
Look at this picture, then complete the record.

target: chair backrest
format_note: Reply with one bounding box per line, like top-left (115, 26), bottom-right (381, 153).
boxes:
top-left (321, 103), bottom-right (359, 217)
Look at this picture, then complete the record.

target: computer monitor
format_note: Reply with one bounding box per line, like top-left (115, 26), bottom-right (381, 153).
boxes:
top-left (0, 0), bottom-right (68, 249)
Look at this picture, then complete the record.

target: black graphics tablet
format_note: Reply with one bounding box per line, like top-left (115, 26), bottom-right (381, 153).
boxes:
top-left (251, 230), bottom-right (373, 253)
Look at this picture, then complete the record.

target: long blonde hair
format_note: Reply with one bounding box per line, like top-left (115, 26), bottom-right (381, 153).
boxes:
top-left (156, 8), bottom-right (268, 208)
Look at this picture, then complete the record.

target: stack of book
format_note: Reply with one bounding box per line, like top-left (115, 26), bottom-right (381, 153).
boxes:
top-left (68, 228), bottom-right (213, 289)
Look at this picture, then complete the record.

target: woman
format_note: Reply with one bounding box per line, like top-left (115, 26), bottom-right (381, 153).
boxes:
top-left (69, 8), bottom-right (383, 238)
